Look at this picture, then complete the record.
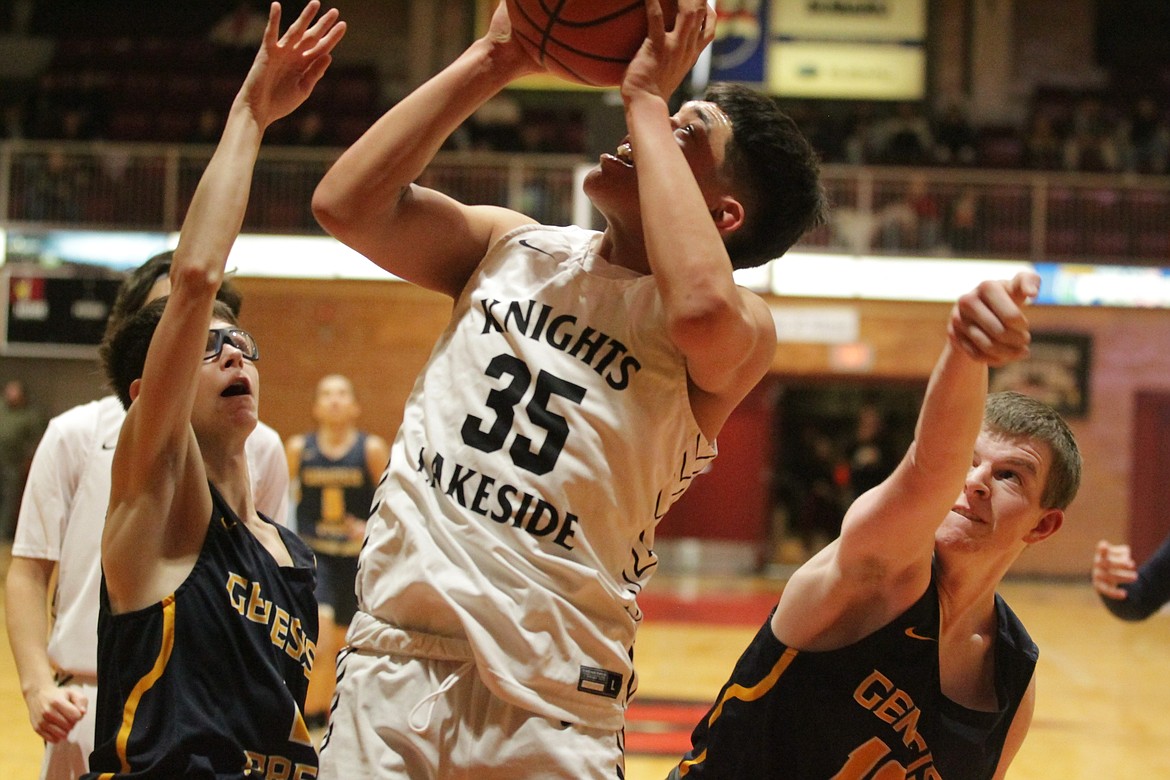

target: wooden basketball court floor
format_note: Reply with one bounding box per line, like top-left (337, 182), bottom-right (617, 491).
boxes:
top-left (4, 543), bottom-right (1170, 779)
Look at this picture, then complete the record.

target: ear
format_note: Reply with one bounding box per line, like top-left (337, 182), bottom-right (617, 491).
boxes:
top-left (710, 195), bottom-right (745, 237)
top-left (128, 377), bottom-right (143, 403)
top-left (1023, 508), bottom-right (1063, 544)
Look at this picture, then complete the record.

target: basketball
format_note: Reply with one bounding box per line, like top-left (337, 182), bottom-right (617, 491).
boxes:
top-left (505, 0), bottom-right (680, 87)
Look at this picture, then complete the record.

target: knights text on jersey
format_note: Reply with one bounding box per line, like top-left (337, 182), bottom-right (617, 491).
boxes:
top-left (85, 484), bottom-right (319, 779)
top-left (354, 223), bottom-right (717, 730)
top-left (675, 577), bottom-right (1038, 779)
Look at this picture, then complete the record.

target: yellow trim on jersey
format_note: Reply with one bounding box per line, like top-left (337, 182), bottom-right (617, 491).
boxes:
top-left (677, 646), bottom-right (799, 776)
top-left (113, 594), bottom-right (178, 774)
top-left (290, 707), bottom-right (313, 747)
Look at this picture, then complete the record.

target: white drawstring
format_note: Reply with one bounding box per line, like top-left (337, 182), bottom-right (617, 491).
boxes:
top-left (408, 660), bottom-right (474, 733)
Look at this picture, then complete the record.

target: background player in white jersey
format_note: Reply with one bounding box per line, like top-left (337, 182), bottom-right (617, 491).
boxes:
top-left (310, 0), bottom-right (825, 776)
top-left (669, 272), bottom-right (1082, 779)
top-left (5, 250), bottom-right (289, 780)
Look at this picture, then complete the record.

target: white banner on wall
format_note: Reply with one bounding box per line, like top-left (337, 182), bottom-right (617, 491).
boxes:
top-left (769, 41), bottom-right (926, 99)
top-left (771, 0), bottom-right (926, 42)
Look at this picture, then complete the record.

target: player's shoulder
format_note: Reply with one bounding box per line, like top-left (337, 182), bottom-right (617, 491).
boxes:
top-left (496, 222), bottom-right (599, 254)
top-left (247, 420), bottom-right (289, 467)
top-left (47, 395), bottom-right (124, 440)
top-left (251, 420), bottom-right (284, 447)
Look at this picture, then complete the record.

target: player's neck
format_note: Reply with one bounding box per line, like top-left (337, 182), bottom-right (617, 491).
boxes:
top-left (316, 424), bottom-right (358, 455)
top-left (597, 228), bottom-right (650, 276)
top-left (204, 452), bottom-right (256, 523)
top-left (934, 552), bottom-right (1007, 623)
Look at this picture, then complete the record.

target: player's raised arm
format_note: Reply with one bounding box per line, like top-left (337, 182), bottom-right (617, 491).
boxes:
top-left (313, 2), bottom-right (542, 297)
top-left (103, 2), bottom-right (345, 611)
top-left (773, 272), bottom-right (1038, 648)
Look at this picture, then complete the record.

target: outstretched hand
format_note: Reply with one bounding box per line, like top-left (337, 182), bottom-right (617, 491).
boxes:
top-left (1092, 539), bottom-right (1138, 600)
top-left (947, 270), bottom-right (1039, 366)
top-left (622, 0), bottom-right (715, 101)
top-left (237, 1), bottom-right (347, 129)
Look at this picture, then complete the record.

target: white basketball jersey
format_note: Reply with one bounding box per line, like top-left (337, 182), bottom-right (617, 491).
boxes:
top-left (354, 224), bottom-right (717, 729)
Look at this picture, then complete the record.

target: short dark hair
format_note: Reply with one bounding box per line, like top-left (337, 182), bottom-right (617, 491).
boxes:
top-left (103, 250), bottom-right (244, 343)
top-left (705, 82), bottom-right (828, 270)
top-left (104, 297), bottom-right (239, 410)
top-left (983, 391), bottom-right (1082, 510)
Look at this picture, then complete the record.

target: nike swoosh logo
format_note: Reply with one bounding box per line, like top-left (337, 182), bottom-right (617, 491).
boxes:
top-left (518, 239), bottom-right (556, 259)
top-left (905, 627), bottom-right (936, 642)
top-left (101, 442), bottom-right (116, 450)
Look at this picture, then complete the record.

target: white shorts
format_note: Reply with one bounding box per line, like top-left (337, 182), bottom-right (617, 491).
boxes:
top-left (40, 679), bottom-right (97, 780)
top-left (317, 625), bottom-right (625, 779)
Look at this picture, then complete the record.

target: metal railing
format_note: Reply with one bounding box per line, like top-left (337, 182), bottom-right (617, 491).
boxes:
top-left (2, 139), bottom-right (1169, 266)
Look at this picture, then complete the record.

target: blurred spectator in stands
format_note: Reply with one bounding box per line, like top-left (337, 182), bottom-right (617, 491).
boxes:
top-left (1024, 114), bottom-right (1065, 170)
top-left (188, 107), bottom-right (223, 145)
top-left (59, 106), bottom-right (98, 141)
top-left (0, 379), bottom-right (45, 540)
top-left (466, 93), bottom-right (523, 151)
top-left (20, 150), bottom-right (89, 222)
top-left (846, 403), bottom-right (895, 501)
top-left (843, 102), bottom-right (880, 165)
top-left (784, 423), bottom-right (846, 557)
top-left (25, 71), bottom-right (103, 141)
top-left (872, 101), bottom-right (934, 165)
top-left (289, 109), bottom-right (330, 147)
top-left (4, 0), bottom-right (33, 34)
top-left (932, 103), bottom-right (977, 165)
top-left (944, 186), bottom-right (981, 254)
top-left (1, 99), bottom-right (29, 139)
top-left (1119, 95), bottom-right (1170, 175)
top-left (208, 0), bottom-right (268, 50)
top-left (1063, 95), bottom-right (1120, 171)
top-left (879, 175), bottom-right (941, 251)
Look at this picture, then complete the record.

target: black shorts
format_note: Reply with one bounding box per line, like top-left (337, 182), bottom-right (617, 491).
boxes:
top-left (313, 552), bottom-right (359, 625)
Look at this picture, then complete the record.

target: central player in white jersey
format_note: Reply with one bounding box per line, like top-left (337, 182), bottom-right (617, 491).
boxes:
top-left (311, 1), bottom-right (826, 776)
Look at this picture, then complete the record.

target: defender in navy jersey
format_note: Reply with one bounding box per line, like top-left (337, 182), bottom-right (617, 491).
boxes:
top-left (311, 1), bottom-right (827, 776)
top-left (88, 486), bottom-right (318, 778)
top-left (672, 273), bottom-right (1082, 780)
top-left (285, 374), bottom-right (388, 730)
top-left (85, 5), bottom-right (345, 777)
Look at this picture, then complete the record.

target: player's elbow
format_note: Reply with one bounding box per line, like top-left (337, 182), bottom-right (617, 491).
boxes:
top-left (168, 256), bottom-right (223, 298)
top-left (311, 179), bottom-right (349, 237)
top-left (668, 291), bottom-right (755, 367)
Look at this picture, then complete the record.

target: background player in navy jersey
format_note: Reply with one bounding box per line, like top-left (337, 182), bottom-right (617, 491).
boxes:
top-left (671, 271), bottom-right (1082, 780)
top-left (285, 374), bottom-right (388, 733)
top-left (83, 4), bottom-right (345, 777)
top-left (310, 0), bottom-right (825, 776)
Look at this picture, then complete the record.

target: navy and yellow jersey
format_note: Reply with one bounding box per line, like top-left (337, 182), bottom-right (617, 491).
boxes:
top-left (675, 568), bottom-right (1037, 780)
top-left (85, 484), bottom-right (319, 780)
top-left (296, 431), bottom-right (375, 557)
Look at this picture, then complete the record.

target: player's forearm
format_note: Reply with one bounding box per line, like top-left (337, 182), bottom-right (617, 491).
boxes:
top-left (5, 558), bottom-right (57, 697)
top-left (172, 105), bottom-right (266, 295)
top-left (838, 343), bottom-right (984, 560)
top-left (625, 94), bottom-right (739, 327)
top-left (908, 342), bottom-right (988, 485)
